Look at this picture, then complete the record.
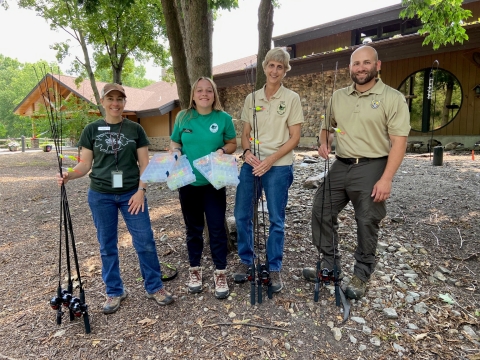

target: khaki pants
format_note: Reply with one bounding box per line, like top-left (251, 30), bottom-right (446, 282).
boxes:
top-left (311, 157), bottom-right (388, 282)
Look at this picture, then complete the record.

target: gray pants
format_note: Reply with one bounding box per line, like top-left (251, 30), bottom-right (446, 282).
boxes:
top-left (311, 158), bottom-right (387, 282)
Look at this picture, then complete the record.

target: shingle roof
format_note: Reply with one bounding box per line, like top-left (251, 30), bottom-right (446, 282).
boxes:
top-left (14, 74), bottom-right (178, 116)
top-left (213, 54), bottom-right (257, 75)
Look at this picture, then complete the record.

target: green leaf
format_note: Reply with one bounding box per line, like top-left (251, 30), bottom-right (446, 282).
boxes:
top-left (438, 293), bottom-right (454, 304)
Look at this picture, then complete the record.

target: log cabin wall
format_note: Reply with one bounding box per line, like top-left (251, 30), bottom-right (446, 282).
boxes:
top-left (381, 49), bottom-right (480, 137)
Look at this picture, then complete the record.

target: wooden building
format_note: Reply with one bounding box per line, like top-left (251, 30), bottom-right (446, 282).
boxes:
top-left (215, 0), bottom-right (480, 148)
top-left (14, 74), bottom-right (180, 150)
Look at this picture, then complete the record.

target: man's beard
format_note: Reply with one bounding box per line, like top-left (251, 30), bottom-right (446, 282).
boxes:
top-left (351, 68), bottom-right (378, 85)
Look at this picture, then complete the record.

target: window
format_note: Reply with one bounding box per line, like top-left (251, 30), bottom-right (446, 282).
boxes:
top-left (354, 19), bottom-right (422, 45)
top-left (397, 68), bottom-right (462, 132)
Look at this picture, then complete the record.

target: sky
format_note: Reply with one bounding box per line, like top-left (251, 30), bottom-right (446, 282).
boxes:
top-left (0, 0), bottom-right (400, 81)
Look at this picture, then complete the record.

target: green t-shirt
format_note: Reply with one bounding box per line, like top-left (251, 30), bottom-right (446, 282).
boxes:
top-left (78, 118), bottom-right (150, 194)
top-left (171, 109), bottom-right (236, 186)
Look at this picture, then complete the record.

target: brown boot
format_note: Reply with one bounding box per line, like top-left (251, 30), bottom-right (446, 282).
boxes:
top-left (345, 275), bottom-right (367, 300)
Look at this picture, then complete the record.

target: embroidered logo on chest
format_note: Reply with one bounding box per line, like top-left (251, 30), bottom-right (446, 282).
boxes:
top-left (209, 123), bottom-right (219, 133)
top-left (371, 100), bottom-right (380, 109)
top-left (277, 101), bottom-right (286, 115)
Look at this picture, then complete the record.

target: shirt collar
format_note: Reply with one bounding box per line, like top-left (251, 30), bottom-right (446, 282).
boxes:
top-left (259, 84), bottom-right (285, 100)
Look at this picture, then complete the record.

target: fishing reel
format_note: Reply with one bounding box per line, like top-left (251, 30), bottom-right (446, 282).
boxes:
top-left (257, 263), bottom-right (273, 302)
top-left (248, 263), bottom-right (273, 305)
top-left (258, 264), bottom-right (270, 286)
top-left (313, 262), bottom-right (350, 323)
top-left (50, 289), bottom-right (88, 317)
top-left (319, 268), bottom-right (337, 285)
top-left (247, 265), bottom-right (255, 282)
top-left (49, 288), bottom-right (90, 333)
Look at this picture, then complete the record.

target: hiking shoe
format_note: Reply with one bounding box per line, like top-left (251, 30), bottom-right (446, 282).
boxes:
top-left (103, 291), bottom-right (128, 314)
top-left (302, 267), bottom-right (344, 282)
top-left (214, 269), bottom-right (230, 299)
top-left (232, 263), bottom-right (250, 284)
top-left (147, 288), bottom-right (174, 305)
top-left (345, 275), bottom-right (367, 300)
top-left (188, 266), bottom-right (203, 293)
top-left (270, 271), bottom-right (283, 293)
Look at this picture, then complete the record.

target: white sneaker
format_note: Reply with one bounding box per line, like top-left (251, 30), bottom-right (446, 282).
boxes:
top-left (214, 269), bottom-right (229, 299)
top-left (188, 266), bottom-right (203, 294)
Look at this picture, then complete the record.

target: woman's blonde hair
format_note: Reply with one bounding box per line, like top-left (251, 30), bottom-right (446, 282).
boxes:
top-left (262, 47), bottom-right (292, 72)
top-left (188, 77), bottom-right (223, 111)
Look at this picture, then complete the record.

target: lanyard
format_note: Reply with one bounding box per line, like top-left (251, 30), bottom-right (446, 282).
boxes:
top-left (105, 118), bottom-right (124, 170)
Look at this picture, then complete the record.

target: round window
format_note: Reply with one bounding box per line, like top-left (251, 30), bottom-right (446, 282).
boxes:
top-left (397, 68), bottom-right (462, 132)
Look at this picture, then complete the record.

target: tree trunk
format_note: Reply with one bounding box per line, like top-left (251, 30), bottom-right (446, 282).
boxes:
top-left (180, 0), bottom-right (212, 82)
top-left (255, 0), bottom-right (274, 91)
top-left (160, 0), bottom-right (191, 109)
top-left (78, 28), bottom-right (105, 117)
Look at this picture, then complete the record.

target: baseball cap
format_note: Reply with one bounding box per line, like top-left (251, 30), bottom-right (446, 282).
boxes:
top-left (101, 83), bottom-right (127, 98)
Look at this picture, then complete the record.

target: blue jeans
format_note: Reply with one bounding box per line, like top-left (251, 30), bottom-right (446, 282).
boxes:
top-left (88, 188), bottom-right (164, 296)
top-left (234, 164), bottom-right (293, 271)
top-left (178, 184), bottom-right (228, 270)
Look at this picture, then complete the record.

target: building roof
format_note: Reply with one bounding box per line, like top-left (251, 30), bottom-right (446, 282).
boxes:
top-left (212, 54), bottom-right (257, 75)
top-left (15, 57), bottom-right (256, 117)
top-left (273, 4), bottom-right (404, 47)
top-left (273, 0), bottom-right (479, 47)
top-left (14, 74), bottom-right (178, 118)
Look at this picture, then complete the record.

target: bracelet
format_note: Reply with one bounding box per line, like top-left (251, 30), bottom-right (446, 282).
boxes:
top-left (217, 146), bottom-right (226, 154)
top-left (138, 187), bottom-right (146, 193)
top-left (242, 149), bottom-right (251, 157)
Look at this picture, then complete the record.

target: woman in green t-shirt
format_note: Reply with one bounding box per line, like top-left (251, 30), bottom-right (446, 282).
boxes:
top-left (170, 77), bottom-right (237, 299)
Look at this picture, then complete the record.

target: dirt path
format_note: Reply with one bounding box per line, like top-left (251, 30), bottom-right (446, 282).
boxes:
top-left (0, 149), bottom-right (478, 359)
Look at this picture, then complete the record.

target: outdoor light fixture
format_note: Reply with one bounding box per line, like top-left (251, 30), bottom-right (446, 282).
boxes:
top-left (473, 85), bottom-right (480, 98)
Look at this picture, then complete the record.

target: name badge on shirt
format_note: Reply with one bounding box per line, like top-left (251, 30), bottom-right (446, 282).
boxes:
top-left (98, 126), bottom-right (110, 131)
top-left (111, 171), bottom-right (123, 188)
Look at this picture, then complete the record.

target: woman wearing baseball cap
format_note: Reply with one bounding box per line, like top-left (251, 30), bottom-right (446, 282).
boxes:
top-left (56, 83), bottom-right (174, 314)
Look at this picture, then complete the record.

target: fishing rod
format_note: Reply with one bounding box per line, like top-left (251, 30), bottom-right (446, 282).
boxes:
top-left (313, 62), bottom-right (350, 323)
top-left (427, 60), bottom-right (440, 161)
top-left (244, 61), bottom-right (273, 305)
top-left (34, 67), bottom-right (91, 333)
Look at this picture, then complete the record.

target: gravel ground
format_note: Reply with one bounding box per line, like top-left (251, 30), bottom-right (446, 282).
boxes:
top-left (0, 148), bottom-right (478, 359)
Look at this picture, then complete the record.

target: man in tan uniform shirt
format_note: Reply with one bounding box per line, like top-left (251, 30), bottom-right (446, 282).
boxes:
top-left (303, 46), bottom-right (410, 300)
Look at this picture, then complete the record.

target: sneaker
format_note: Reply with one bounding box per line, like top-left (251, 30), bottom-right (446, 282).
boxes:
top-left (232, 263), bottom-right (250, 284)
top-left (214, 269), bottom-right (230, 299)
top-left (188, 266), bottom-right (203, 293)
top-left (270, 271), bottom-right (283, 293)
top-left (103, 291), bottom-right (128, 314)
top-left (302, 267), bottom-right (344, 282)
top-left (147, 288), bottom-right (174, 305)
top-left (345, 275), bottom-right (367, 300)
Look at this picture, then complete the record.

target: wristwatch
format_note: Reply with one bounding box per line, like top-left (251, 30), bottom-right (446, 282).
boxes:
top-left (138, 187), bottom-right (147, 193)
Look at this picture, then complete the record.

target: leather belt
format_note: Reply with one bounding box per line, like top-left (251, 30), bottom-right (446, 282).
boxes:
top-left (335, 155), bottom-right (388, 165)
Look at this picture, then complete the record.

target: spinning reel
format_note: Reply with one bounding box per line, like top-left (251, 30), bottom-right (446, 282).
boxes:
top-left (248, 263), bottom-right (273, 305)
